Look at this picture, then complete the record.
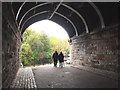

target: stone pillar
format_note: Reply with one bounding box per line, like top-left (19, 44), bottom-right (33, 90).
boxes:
top-left (0, 1), bottom-right (2, 90)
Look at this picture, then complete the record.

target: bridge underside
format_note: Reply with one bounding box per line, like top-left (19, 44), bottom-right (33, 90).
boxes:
top-left (2, 2), bottom-right (119, 88)
top-left (10, 2), bottom-right (119, 37)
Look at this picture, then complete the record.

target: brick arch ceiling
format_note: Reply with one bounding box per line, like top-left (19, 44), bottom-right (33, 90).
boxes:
top-left (11, 2), bottom-right (119, 38)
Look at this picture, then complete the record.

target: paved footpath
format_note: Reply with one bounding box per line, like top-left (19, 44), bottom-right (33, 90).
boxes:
top-left (71, 65), bottom-right (118, 80)
top-left (10, 67), bottom-right (37, 89)
top-left (33, 64), bottom-right (118, 88)
top-left (10, 64), bottom-right (119, 88)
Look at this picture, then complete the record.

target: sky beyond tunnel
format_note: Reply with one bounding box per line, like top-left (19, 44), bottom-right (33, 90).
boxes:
top-left (28, 20), bottom-right (69, 40)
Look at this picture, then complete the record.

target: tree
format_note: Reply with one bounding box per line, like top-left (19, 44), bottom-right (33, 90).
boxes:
top-left (21, 28), bottom-right (70, 66)
top-left (49, 36), bottom-right (70, 54)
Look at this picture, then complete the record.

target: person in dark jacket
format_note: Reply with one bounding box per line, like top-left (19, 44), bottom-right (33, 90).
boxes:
top-left (58, 52), bottom-right (64, 68)
top-left (52, 51), bottom-right (58, 67)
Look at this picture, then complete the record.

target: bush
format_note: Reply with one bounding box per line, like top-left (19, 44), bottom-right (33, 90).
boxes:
top-left (22, 59), bottom-right (30, 66)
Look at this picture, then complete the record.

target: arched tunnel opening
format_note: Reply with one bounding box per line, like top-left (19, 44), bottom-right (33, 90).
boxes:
top-left (1, 1), bottom-right (119, 89)
top-left (21, 19), bottom-right (70, 66)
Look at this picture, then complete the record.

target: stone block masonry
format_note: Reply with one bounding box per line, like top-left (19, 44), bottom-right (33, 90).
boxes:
top-left (71, 24), bottom-right (119, 73)
top-left (2, 3), bottom-right (21, 88)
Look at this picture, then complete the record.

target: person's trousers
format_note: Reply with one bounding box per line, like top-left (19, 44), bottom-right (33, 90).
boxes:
top-left (59, 62), bottom-right (64, 68)
top-left (54, 61), bottom-right (57, 66)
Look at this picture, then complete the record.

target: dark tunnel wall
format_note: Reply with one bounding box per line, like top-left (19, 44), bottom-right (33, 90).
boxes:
top-left (2, 3), bottom-right (21, 88)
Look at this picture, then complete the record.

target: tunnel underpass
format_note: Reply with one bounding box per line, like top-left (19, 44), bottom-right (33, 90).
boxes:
top-left (1, 1), bottom-right (119, 89)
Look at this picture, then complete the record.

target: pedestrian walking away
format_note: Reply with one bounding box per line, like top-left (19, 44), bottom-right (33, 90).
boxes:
top-left (52, 51), bottom-right (58, 67)
top-left (58, 51), bottom-right (64, 68)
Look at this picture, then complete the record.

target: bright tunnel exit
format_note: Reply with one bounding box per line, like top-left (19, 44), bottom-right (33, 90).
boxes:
top-left (28, 19), bottom-right (69, 40)
top-left (21, 19), bottom-right (71, 66)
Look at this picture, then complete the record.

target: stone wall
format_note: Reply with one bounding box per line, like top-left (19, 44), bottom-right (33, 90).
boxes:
top-left (0, 1), bottom-right (2, 90)
top-left (71, 24), bottom-right (119, 72)
top-left (2, 3), bottom-right (21, 88)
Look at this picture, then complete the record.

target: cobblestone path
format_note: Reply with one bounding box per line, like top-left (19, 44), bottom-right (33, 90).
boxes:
top-left (10, 67), bottom-right (37, 89)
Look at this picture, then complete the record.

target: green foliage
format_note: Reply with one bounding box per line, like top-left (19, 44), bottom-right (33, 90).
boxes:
top-left (49, 36), bottom-right (70, 54)
top-left (21, 28), bottom-right (70, 66)
top-left (22, 59), bottom-right (30, 66)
